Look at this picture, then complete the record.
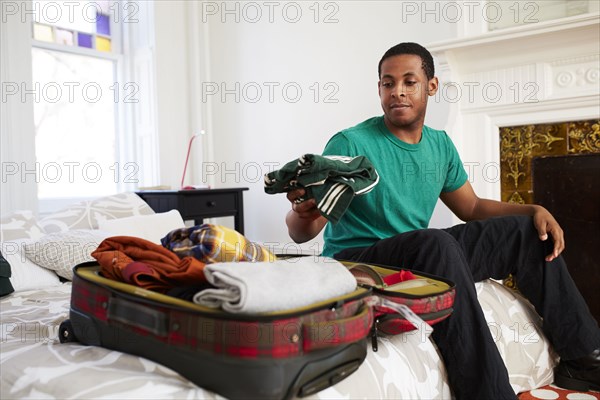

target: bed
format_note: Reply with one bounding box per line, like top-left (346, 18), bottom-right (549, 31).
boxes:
top-left (0, 192), bottom-right (557, 399)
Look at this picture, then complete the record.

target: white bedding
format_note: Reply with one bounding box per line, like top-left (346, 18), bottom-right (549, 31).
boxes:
top-left (0, 281), bottom-right (556, 399)
top-left (0, 193), bottom-right (557, 398)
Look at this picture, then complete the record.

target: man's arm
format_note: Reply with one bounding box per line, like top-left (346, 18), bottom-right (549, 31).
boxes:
top-left (285, 189), bottom-right (328, 243)
top-left (440, 180), bottom-right (564, 261)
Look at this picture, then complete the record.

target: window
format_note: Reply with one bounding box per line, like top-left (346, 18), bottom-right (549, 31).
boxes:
top-left (30, 0), bottom-right (152, 211)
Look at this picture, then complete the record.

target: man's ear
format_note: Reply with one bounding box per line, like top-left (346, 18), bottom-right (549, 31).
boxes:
top-left (377, 80), bottom-right (382, 97)
top-left (427, 77), bottom-right (439, 96)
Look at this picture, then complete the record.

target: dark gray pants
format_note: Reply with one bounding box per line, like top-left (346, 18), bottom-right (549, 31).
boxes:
top-left (334, 216), bottom-right (600, 400)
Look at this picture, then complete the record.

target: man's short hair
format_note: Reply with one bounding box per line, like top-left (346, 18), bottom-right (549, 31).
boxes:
top-left (378, 42), bottom-right (435, 80)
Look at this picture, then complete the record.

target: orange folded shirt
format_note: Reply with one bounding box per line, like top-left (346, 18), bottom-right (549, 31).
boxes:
top-left (92, 236), bottom-right (206, 293)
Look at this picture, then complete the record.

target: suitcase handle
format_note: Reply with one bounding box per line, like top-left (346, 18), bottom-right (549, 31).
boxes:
top-left (107, 295), bottom-right (169, 337)
top-left (302, 303), bottom-right (373, 352)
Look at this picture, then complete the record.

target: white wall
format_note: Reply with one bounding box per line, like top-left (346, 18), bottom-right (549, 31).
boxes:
top-left (153, 1), bottom-right (192, 190)
top-left (181, 1), bottom-right (460, 250)
top-left (1, 4), bottom-right (38, 214)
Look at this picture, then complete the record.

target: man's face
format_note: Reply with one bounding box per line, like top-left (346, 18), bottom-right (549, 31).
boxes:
top-left (378, 54), bottom-right (438, 131)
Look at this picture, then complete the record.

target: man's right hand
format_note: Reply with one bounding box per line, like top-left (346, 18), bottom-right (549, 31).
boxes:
top-left (285, 188), bottom-right (328, 243)
top-left (287, 188), bottom-right (321, 221)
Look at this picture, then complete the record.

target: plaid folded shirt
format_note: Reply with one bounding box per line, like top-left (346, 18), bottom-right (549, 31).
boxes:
top-left (161, 224), bottom-right (276, 263)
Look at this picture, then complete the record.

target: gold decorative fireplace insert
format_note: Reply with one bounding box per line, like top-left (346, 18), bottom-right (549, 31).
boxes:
top-left (500, 119), bottom-right (600, 204)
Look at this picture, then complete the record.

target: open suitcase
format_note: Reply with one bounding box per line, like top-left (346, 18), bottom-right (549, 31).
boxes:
top-left (342, 261), bottom-right (456, 350)
top-left (59, 262), bottom-right (373, 400)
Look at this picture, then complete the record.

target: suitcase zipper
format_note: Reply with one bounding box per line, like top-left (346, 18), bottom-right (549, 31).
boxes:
top-left (377, 308), bottom-right (453, 324)
top-left (372, 283), bottom-right (454, 299)
top-left (370, 322), bottom-right (379, 352)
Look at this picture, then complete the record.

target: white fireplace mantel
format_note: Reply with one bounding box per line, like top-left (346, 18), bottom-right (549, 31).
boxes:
top-left (428, 13), bottom-right (600, 211)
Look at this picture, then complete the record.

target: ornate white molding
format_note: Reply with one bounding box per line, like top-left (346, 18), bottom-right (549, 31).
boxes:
top-left (550, 53), bottom-right (600, 66)
top-left (429, 12), bottom-right (600, 122)
top-left (441, 54), bottom-right (600, 112)
top-left (551, 55), bottom-right (599, 96)
top-left (429, 13), bottom-right (599, 54)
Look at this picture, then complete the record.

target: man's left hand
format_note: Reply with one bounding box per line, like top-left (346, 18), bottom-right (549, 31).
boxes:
top-left (533, 206), bottom-right (565, 262)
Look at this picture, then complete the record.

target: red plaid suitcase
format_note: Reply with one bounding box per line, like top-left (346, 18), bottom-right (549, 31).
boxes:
top-left (59, 262), bottom-right (373, 400)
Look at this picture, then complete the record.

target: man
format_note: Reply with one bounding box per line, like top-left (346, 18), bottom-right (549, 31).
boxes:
top-left (284, 42), bottom-right (600, 399)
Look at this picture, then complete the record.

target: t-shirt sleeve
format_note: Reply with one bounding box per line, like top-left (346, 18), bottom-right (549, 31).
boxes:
top-left (442, 133), bottom-right (468, 193)
top-left (322, 132), bottom-right (357, 157)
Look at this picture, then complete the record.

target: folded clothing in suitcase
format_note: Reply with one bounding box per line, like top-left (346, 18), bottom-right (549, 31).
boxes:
top-left (60, 262), bottom-right (373, 400)
top-left (343, 261), bottom-right (456, 349)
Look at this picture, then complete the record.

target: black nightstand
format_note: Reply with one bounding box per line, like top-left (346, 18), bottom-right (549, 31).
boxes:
top-left (136, 188), bottom-right (249, 234)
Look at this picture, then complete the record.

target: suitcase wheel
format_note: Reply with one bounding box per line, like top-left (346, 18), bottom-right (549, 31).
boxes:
top-left (59, 319), bottom-right (78, 343)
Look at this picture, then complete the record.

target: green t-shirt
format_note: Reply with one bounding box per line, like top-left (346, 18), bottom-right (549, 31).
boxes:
top-left (321, 116), bottom-right (468, 257)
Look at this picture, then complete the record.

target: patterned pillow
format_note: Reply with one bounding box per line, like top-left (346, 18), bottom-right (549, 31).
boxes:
top-left (0, 211), bottom-right (45, 241)
top-left (98, 210), bottom-right (186, 244)
top-left (23, 230), bottom-right (112, 280)
top-left (38, 192), bottom-right (154, 233)
top-left (1, 239), bottom-right (62, 291)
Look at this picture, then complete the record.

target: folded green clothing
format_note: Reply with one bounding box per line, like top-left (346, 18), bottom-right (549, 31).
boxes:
top-left (264, 154), bottom-right (379, 223)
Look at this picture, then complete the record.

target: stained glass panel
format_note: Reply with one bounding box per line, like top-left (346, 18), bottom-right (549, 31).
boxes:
top-left (96, 37), bottom-right (111, 52)
top-left (55, 28), bottom-right (74, 46)
top-left (33, 23), bottom-right (54, 42)
top-left (33, 0), bottom-right (95, 34)
top-left (96, 14), bottom-right (111, 36)
top-left (32, 1), bottom-right (114, 52)
top-left (77, 33), bottom-right (93, 49)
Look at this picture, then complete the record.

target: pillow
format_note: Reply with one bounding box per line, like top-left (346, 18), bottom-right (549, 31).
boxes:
top-left (98, 210), bottom-right (186, 244)
top-left (38, 192), bottom-right (155, 234)
top-left (23, 229), bottom-right (112, 280)
top-left (0, 210), bottom-right (45, 241)
top-left (1, 239), bottom-right (62, 291)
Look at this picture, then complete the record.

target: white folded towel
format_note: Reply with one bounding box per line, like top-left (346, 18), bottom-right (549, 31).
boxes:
top-left (192, 257), bottom-right (357, 314)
